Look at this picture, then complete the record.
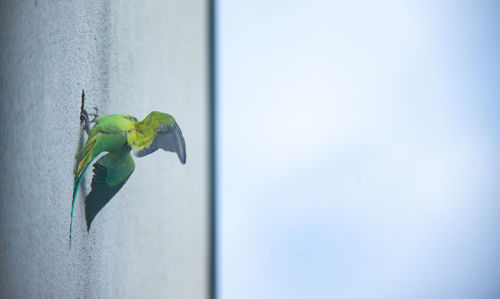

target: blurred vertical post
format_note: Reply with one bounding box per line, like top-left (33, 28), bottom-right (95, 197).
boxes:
top-left (0, 1), bottom-right (211, 298)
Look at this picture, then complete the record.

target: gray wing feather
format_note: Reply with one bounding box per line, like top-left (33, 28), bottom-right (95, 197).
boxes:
top-left (134, 122), bottom-right (186, 164)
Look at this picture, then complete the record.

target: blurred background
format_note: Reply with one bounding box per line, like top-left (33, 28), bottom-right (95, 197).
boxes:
top-left (216, 1), bottom-right (500, 298)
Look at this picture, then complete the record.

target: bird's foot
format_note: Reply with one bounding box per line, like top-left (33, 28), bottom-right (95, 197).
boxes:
top-left (80, 110), bottom-right (91, 135)
top-left (80, 89), bottom-right (92, 134)
top-left (89, 107), bottom-right (99, 123)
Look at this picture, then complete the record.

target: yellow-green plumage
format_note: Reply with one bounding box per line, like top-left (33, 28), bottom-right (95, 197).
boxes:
top-left (70, 112), bottom-right (186, 246)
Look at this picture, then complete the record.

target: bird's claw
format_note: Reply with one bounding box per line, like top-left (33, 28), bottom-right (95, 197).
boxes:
top-left (89, 107), bottom-right (99, 123)
top-left (80, 109), bottom-right (89, 125)
top-left (79, 89), bottom-right (98, 134)
top-left (80, 110), bottom-right (91, 134)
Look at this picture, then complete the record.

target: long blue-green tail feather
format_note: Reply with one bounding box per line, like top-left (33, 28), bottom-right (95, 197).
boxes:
top-left (69, 163), bottom-right (91, 247)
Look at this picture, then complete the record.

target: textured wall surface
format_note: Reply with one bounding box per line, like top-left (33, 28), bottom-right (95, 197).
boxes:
top-left (0, 1), bottom-right (209, 298)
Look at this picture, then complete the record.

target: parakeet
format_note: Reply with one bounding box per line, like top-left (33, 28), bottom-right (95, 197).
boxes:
top-left (70, 111), bottom-right (186, 245)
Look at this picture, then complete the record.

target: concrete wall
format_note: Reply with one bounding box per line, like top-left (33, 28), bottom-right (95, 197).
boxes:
top-left (0, 1), bottom-right (209, 298)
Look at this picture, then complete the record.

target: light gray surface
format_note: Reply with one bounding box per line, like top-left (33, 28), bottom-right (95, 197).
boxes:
top-left (0, 1), bottom-right (209, 298)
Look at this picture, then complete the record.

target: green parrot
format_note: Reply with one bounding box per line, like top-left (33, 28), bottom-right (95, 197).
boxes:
top-left (70, 110), bottom-right (186, 246)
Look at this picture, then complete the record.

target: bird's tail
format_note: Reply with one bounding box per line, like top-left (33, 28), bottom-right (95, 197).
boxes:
top-left (70, 137), bottom-right (97, 247)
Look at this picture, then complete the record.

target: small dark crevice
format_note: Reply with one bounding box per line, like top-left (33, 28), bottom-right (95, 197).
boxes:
top-left (73, 89), bottom-right (88, 211)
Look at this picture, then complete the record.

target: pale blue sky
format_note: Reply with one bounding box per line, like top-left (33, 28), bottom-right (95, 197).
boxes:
top-left (217, 1), bottom-right (500, 298)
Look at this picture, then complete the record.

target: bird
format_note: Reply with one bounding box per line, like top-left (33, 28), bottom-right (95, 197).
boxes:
top-left (70, 110), bottom-right (186, 246)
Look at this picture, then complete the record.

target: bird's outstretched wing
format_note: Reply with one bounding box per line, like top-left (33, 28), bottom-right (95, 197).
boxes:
top-left (127, 111), bottom-right (186, 164)
top-left (85, 151), bottom-right (135, 231)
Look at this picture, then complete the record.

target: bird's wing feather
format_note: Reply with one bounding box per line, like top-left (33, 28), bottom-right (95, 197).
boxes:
top-left (128, 112), bottom-right (186, 164)
top-left (134, 122), bottom-right (186, 163)
top-left (85, 151), bottom-right (135, 231)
